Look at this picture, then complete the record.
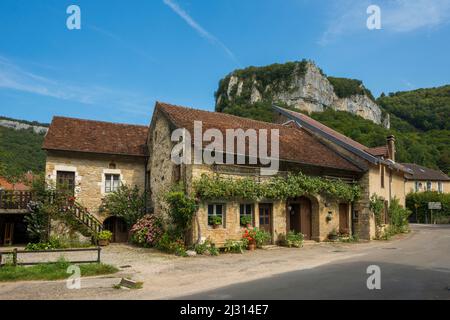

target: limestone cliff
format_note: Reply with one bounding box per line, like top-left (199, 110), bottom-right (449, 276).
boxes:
top-left (215, 60), bottom-right (390, 128)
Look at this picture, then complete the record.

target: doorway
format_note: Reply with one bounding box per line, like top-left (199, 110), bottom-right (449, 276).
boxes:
top-left (258, 203), bottom-right (272, 235)
top-left (339, 203), bottom-right (349, 235)
top-left (0, 214), bottom-right (29, 246)
top-left (288, 197), bottom-right (312, 240)
top-left (103, 216), bottom-right (128, 243)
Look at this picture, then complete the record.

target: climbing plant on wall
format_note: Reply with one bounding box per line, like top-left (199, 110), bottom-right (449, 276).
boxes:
top-left (192, 173), bottom-right (360, 202)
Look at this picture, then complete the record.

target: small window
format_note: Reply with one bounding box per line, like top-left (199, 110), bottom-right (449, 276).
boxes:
top-left (426, 181), bottom-right (432, 191)
top-left (105, 174), bottom-right (120, 193)
top-left (239, 204), bottom-right (254, 226)
top-left (415, 181), bottom-right (419, 192)
top-left (380, 165), bottom-right (385, 189)
top-left (438, 182), bottom-right (443, 193)
top-left (208, 204), bottom-right (225, 227)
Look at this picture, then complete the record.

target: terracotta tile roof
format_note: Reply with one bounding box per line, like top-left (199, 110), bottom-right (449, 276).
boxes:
top-left (402, 163), bottom-right (450, 181)
top-left (43, 117), bottom-right (149, 157)
top-left (366, 146), bottom-right (388, 157)
top-left (0, 176), bottom-right (30, 191)
top-left (156, 102), bottom-right (362, 173)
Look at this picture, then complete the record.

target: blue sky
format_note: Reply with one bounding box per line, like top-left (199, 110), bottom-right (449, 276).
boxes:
top-left (0, 0), bottom-right (449, 125)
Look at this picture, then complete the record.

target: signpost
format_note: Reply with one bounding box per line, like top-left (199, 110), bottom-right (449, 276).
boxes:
top-left (428, 202), bottom-right (442, 224)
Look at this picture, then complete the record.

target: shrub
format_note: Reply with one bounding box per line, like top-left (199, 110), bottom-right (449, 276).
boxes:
top-left (388, 198), bottom-right (411, 233)
top-left (155, 231), bottom-right (187, 257)
top-left (99, 185), bottom-right (146, 227)
top-left (253, 228), bottom-right (271, 248)
top-left (193, 238), bottom-right (219, 256)
top-left (25, 235), bottom-right (92, 251)
top-left (130, 214), bottom-right (164, 247)
top-left (164, 185), bottom-right (197, 240)
top-left (223, 239), bottom-right (247, 254)
top-left (279, 231), bottom-right (304, 248)
top-left (98, 230), bottom-right (113, 241)
top-left (406, 191), bottom-right (450, 223)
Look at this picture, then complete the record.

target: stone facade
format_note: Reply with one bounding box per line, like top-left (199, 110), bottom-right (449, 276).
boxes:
top-left (45, 150), bottom-right (146, 221)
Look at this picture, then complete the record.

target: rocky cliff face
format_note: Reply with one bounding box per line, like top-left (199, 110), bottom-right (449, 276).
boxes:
top-left (0, 119), bottom-right (48, 134)
top-left (215, 60), bottom-right (390, 128)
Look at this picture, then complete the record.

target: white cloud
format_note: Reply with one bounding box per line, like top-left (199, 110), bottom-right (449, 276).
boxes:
top-left (163, 0), bottom-right (238, 64)
top-left (0, 56), bottom-right (152, 116)
top-left (318, 0), bottom-right (450, 45)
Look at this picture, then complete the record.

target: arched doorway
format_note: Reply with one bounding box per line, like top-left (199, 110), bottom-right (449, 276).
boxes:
top-left (103, 216), bottom-right (128, 243)
top-left (287, 197), bottom-right (313, 240)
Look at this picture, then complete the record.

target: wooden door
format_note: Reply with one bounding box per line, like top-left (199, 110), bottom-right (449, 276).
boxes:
top-left (259, 204), bottom-right (272, 234)
top-left (4, 223), bottom-right (14, 246)
top-left (56, 171), bottom-right (75, 195)
top-left (289, 203), bottom-right (301, 233)
top-left (299, 198), bottom-right (312, 240)
top-left (339, 203), bottom-right (349, 234)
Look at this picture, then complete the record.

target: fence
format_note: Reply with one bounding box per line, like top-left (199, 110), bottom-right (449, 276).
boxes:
top-left (0, 190), bottom-right (33, 210)
top-left (0, 247), bottom-right (101, 266)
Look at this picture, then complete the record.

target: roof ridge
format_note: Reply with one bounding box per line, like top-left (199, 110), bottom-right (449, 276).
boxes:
top-left (52, 116), bottom-right (149, 128)
top-left (156, 101), bottom-right (290, 129)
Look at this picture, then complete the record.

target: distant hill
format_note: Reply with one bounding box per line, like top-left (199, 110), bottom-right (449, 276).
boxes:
top-left (0, 122), bottom-right (46, 179)
top-left (0, 116), bottom-right (49, 134)
top-left (214, 61), bottom-right (449, 175)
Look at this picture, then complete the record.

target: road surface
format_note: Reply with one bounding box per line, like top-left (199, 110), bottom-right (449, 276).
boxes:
top-left (182, 224), bottom-right (450, 300)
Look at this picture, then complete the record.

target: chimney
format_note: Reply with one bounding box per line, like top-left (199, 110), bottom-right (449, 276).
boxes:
top-left (386, 135), bottom-right (395, 161)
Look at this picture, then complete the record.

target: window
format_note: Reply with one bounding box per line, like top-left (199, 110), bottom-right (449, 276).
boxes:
top-left (239, 204), bottom-right (254, 226)
top-left (415, 181), bottom-right (420, 192)
top-left (380, 165), bottom-right (385, 188)
top-left (207, 204), bottom-right (225, 227)
top-left (105, 174), bottom-right (120, 193)
top-left (56, 171), bottom-right (75, 195)
top-left (438, 182), bottom-right (443, 193)
top-left (426, 181), bottom-right (432, 191)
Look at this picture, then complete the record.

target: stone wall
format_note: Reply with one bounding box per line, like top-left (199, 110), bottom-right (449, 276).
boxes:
top-left (45, 151), bottom-right (146, 221)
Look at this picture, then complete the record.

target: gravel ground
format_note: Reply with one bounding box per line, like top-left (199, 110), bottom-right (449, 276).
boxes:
top-left (0, 231), bottom-right (414, 300)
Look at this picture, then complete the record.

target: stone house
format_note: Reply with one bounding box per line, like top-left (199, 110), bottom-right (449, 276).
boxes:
top-left (41, 102), bottom-right (411, 244)
top-left (148, 102), bottom-right (364, 245)
top-left (42, 117), bottom-right (148, 242)
top-left (402, 163), bottom-right (450, 194)
top-left (273, 106), bottom-right (410, 239)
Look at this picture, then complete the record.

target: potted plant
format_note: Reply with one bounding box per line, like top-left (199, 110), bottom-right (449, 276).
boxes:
top-left (98, 230), bottom-right (113, 246)
top-left (242, 228), bottom-right (257, 251)
top-left (240, 215), bottom-right (252, 228)
top-left (209, 215), bottom-right (222, 229)
top-left (328, 228), bottom-right (338, 241)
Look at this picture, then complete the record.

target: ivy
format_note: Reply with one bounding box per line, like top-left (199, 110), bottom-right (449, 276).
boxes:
top-left (193, 173), bottom-right (360, 202)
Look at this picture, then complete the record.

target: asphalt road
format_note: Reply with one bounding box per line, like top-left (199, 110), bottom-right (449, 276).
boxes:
top-left (182, 224), bottom-right (450, 300)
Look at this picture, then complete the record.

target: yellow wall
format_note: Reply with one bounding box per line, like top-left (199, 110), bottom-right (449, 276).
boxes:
top-left (45, 151), bottom-right (146, 220)
top-left (405, 180), bottom-right (450, 194)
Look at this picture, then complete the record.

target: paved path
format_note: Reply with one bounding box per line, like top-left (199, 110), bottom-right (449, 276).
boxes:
top-left (182, 224), bottom-right (450, 300)
top-left (0, 224), bottom-right (448, 299)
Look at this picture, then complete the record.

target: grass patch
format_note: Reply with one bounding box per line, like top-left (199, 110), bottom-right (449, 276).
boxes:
top-left (0, 259), bottom-right (118, 282)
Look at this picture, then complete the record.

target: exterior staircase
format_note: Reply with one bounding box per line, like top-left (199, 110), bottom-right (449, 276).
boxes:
top-left (61, 202), bottom-right (103, 237)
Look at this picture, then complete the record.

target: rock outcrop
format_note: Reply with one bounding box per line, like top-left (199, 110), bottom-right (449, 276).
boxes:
top-left (215, 60), bottom-right (390, 127)
top-left (0, 119), bottom-right (48, 134)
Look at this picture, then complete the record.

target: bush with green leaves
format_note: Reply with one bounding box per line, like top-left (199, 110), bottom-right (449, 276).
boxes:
top-left (253, 228), bottom-right (271, 248)
top-left (406, 191), bottom-right (450, 223)
top-left (279, 231), bottom-right (304, 248)
top-left (97, 230), bottom-right (113, 241)
top-left (208, 215), bottom-right (222, 226)
top-left (164, 185), bottom-right (198, 241)
top-left (193, 238), bottom-right (219, 256)
top-left (130, 214), bottom-right (164, 247)
top-left (388, 198), bottom-right (411, 233)
top-left (99, 185), bottom-right (146, 227)
top-left (155, 231), bottom-right (187, 257)
top-left (223, 239), bottom-right (247, 254)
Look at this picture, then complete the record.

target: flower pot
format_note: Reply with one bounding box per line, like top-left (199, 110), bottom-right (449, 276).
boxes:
top-left (212, 224), bottom-right (220, 229)
top-left (98, 239), bottom-right (110, 246)
top-left (328, 234), bottom-right (338, 241)
top-left (248, 241), bottom-right (256, 251)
